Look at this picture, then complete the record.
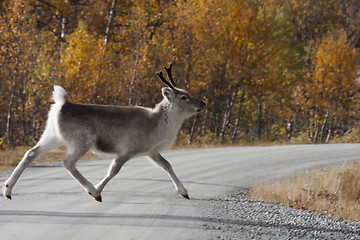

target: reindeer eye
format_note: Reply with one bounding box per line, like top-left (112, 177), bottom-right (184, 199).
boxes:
top-left (180, 95), bottom-right (188, 100)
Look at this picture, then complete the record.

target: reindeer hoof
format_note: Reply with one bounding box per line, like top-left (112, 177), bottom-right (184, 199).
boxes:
top-left (94, 195), bottom-right (102, 202)
top-left (3, 183), bottom-right (12, 200)
top-left (178, 189), bottom-right (190, 200)
top-left (182, 194), bottom-right (190, 200)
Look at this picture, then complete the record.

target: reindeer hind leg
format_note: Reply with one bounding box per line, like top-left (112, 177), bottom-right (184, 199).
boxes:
top-left (62, 146), bottom-right (102, 202)
top-left (2, 135), bottom-right (62, 199)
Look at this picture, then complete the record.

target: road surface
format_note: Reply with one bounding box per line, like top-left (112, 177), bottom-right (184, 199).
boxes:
top-left (1, 144), bottom-right (360, 239)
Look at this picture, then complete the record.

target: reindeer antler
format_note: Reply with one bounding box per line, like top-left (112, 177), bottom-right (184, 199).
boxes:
top-left (164, 62), bottom-right (177, 88)
top-left (156, 71), bottom-right (176, 91)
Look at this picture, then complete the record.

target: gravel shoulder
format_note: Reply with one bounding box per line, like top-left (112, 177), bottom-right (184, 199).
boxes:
top-left (200, 189), bottom-right (360, 240)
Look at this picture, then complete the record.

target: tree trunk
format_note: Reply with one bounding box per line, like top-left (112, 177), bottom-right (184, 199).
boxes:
top-left (308, 110), bottom-right (313, 140)
top-left (128, 50), bottom-right (139, 106)
top-left (6, 76), bottom-right (17, 148)
top-left (104, 0), bottom-right (116, 45)
top-left (219, 89), bottom-right (237, 143)
top-left (188, 115), bottom-right (198, 145)
top-left (231, 91), bottom-right (245, 143)
top-left (313, 116), bottom-right (319, 143)
top-left (257, 101), bottom-right (263, 140)
top-left (325, 117), bottom-right (333, 144)
top-left (325, 128), bottom-right (331, 144)
top-left (199, 109), bottom-right (208, 142)
top-left (320, 111), bottom-right (329, 143)
top-left (59, 1), bottom-right (68, 63)
top-left (5, 44), bottom-right (21, 148)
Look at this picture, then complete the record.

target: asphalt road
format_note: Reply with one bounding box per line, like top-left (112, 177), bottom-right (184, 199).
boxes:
top-left (1, 144), bottom-right (360, 240)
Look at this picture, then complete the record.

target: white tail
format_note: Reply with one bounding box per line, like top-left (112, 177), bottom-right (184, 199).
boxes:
top-left (52, 85), bottom-right (68, 105)
top-left (3, 63), bottom-right (206, 202)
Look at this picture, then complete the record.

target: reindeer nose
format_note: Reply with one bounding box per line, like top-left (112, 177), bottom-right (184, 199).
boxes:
top-left (200, 100), bottom-right (207, 109)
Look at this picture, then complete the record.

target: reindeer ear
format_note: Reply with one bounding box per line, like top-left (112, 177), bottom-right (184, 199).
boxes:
top-left (162, 87), bottom-right (175, 100)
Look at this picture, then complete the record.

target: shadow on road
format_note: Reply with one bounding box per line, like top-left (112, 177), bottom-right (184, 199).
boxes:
top-left (0, 208), bottom-right (358, 236)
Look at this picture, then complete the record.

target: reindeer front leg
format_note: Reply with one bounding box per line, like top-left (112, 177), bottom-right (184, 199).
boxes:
top-left (95, 155), bottom-right (129, 193)
top-left (149, 153), bottom-right (189, 199)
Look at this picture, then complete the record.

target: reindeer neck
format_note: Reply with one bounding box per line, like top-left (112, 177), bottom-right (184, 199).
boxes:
top-left (154, 99), bottom-right (184, 130)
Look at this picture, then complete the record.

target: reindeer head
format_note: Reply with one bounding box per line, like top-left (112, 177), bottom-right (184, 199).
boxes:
top-left (156, 63), bottom-right (206, 117)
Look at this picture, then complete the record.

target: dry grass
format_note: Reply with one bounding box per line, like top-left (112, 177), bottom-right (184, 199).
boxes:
top-left (0, 146), bottom-right (97, 172)
top-left (329, 128), bottom-right (360, 144)
top-left (249, 162), bottom-right (360, 222)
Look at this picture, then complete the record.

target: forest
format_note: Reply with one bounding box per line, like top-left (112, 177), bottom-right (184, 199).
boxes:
top-left (0, 0), bottom-right (359, 149)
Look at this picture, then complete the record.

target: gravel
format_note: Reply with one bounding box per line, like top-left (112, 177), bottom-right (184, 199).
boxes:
top-left (200, 189), bottom-right (360, 240)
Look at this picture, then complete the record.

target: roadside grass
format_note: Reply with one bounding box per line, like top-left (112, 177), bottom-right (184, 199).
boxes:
top-left (329, 128), bottom-right (360, 144)
top-left (0, 146), bottom-right (97, 172)
top-left (249, 161), bottom-right (360, 222)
